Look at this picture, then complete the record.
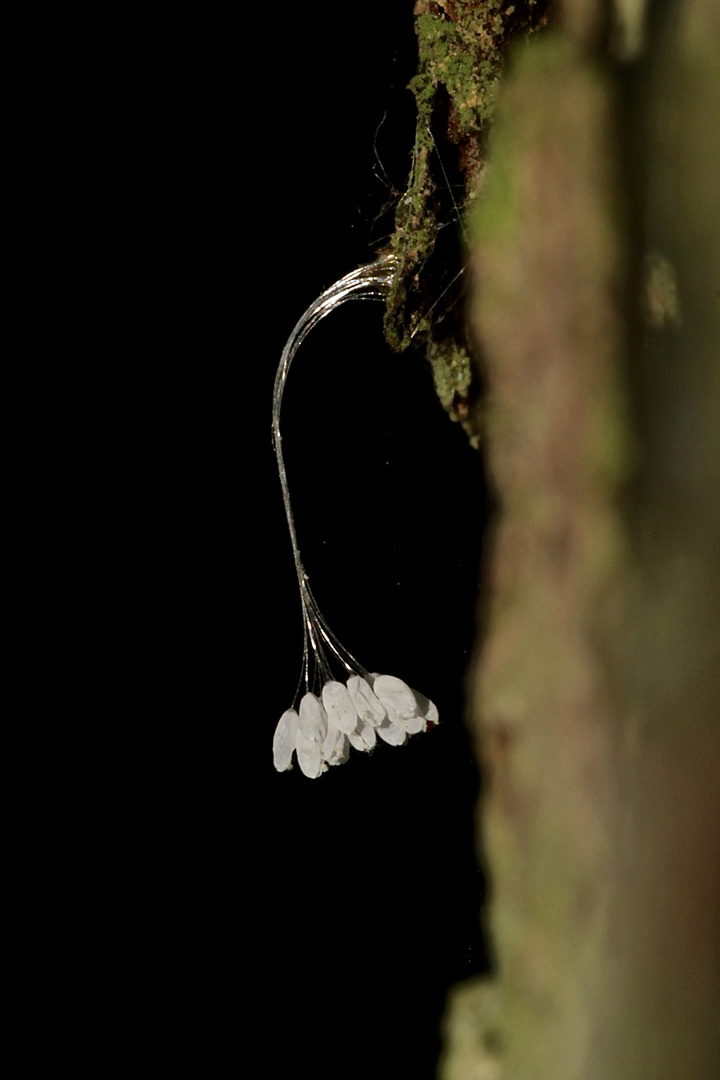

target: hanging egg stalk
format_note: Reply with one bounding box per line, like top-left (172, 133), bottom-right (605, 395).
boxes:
top-left (271, 255), bottom-right (439, 778)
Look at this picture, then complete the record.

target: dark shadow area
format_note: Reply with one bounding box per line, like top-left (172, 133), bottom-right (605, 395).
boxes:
top-left (106, 6), bottom-right (493, 1078)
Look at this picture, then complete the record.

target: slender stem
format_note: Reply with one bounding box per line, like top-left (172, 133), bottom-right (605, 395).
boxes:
top-left (272, 255), bottom-right (398, 681)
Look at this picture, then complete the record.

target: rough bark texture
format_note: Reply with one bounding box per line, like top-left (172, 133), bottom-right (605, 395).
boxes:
top-left (384, 0), bottom-right (551, 436)
top-left (435, 1), bottom-right (720, 1078)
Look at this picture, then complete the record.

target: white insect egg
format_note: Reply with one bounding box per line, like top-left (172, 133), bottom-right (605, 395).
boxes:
top-left (295, 729), bottom-right (326, 779)
top-left (299, 692), bottom-right (328, 743)
top-left (323, 724), bottom-right (349, 766)
top-left (321, 680), bottom-right (359, 735)
top-left (400, 713), bottom-right (426, 735)
top-left (348, 729), bottom-right (366, 753)
top-left (348, 718), bottom-right (377, 753)
top-left (273, 708), bottom-right (299, 772)
top-left (359, 722), bottom-right (377, 751)
top-left (347, 675), bottom-right (387, 727)
top-left (372, 675), bottom-right (420, 720)
top-left (376, 717), bottom-right (408, 746)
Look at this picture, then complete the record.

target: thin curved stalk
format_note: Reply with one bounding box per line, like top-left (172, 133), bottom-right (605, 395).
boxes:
top-left (272, 254), bottom-right (398, 693)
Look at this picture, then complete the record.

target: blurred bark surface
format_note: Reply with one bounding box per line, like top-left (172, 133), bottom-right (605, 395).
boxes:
top-left (438, 1), bottom-right (720, 1077)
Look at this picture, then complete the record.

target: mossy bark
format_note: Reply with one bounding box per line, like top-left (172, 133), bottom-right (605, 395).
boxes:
top-left (432, 1), bottom-right (720, 1077)
top-left (384, 0), bottom-right (551, 437)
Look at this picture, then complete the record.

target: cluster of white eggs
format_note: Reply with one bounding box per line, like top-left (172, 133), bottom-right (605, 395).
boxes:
top-left (273, 673), bottom-right (438, 778)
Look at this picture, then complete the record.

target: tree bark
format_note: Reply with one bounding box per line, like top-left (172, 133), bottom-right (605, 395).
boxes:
top-left (433, 1), bottom-right (720, 1077)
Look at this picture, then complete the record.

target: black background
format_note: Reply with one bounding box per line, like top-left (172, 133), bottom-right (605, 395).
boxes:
top-left (110, 4), bottom-right (492, 1076)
